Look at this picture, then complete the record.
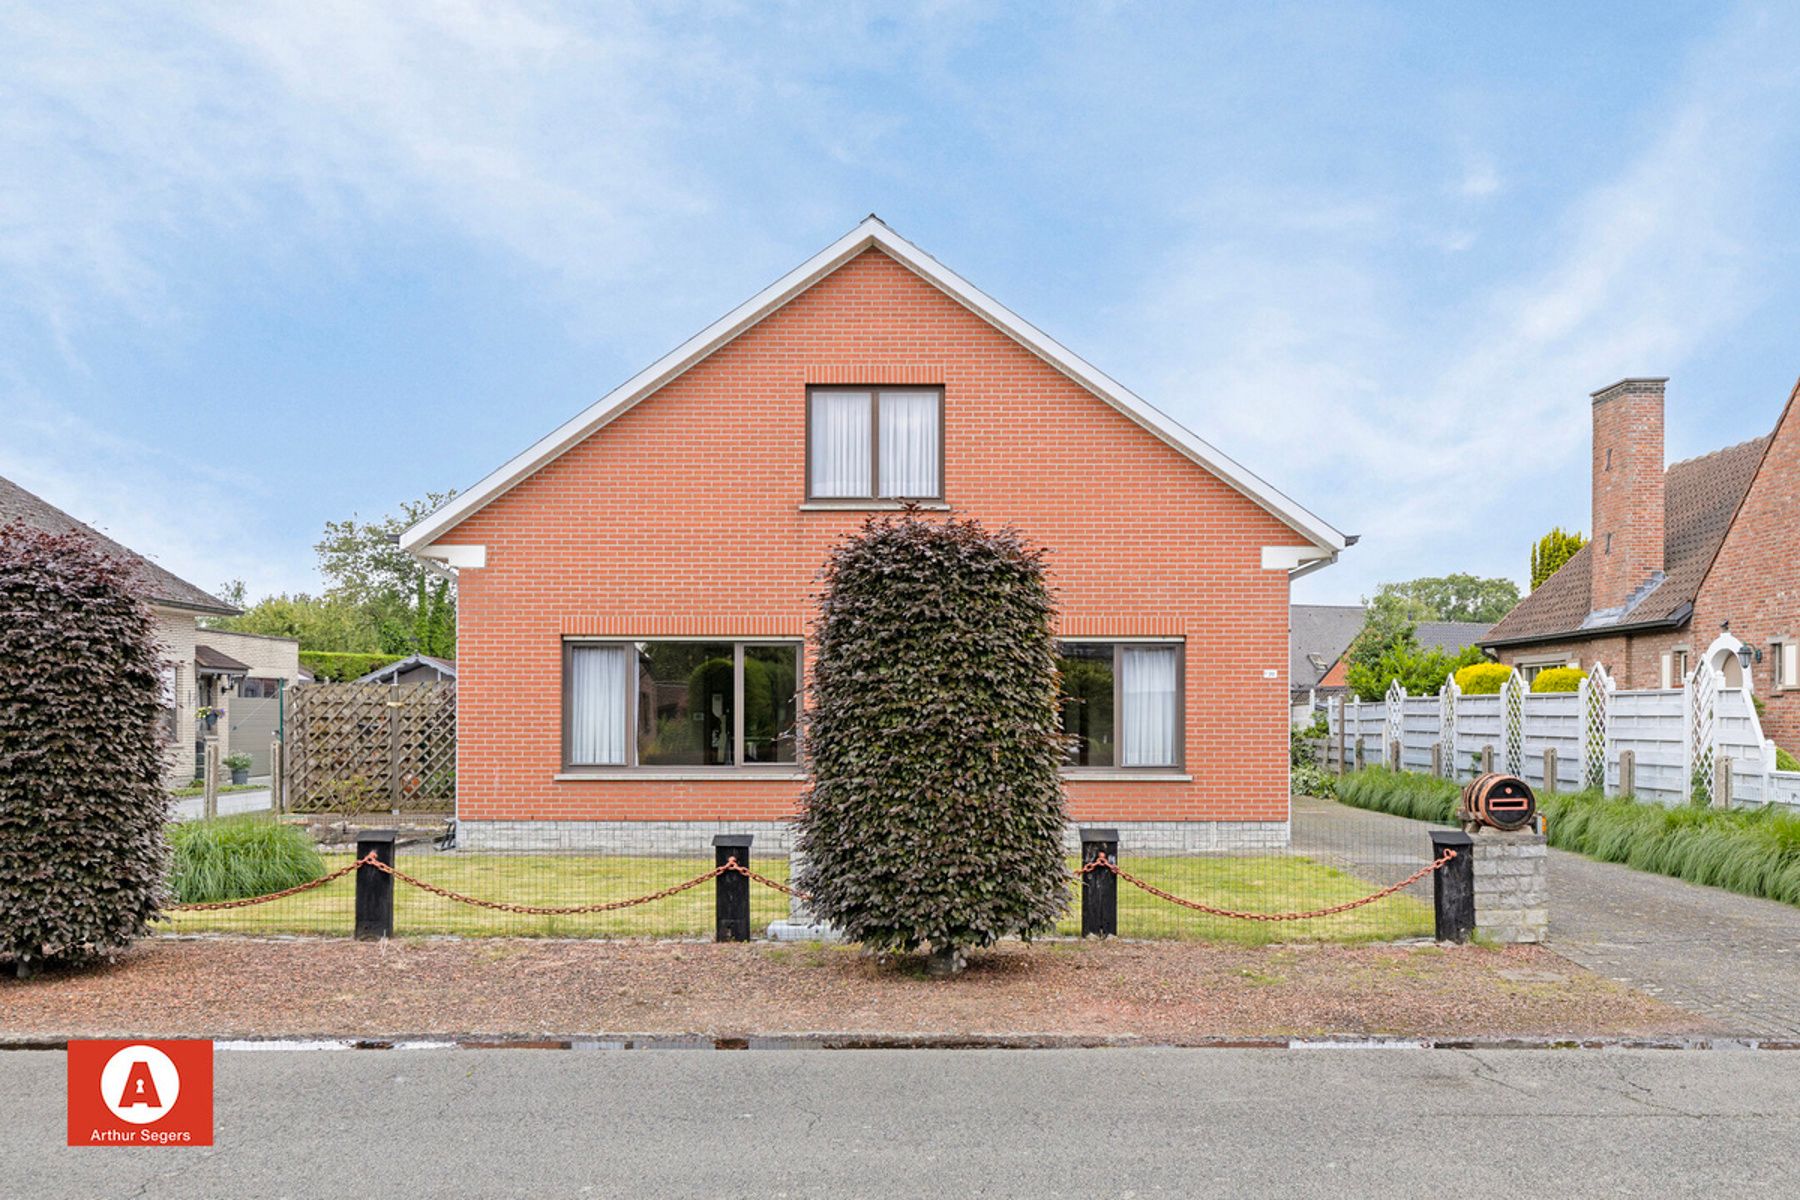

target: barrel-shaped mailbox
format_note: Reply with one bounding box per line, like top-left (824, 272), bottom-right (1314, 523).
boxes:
top-left (1460, 772), bottom-right (1537, 831)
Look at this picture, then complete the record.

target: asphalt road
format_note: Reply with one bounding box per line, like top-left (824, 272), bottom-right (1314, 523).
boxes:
top-left (6, 1047), bottom-right (1798, 1198)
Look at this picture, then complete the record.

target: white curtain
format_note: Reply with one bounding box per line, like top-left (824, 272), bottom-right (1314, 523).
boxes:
top-left (878, 390), bottom-right (940, 498)
top-left (810, 391), bottom-right (872, 497)
top-left (568, 644), bottom-right (626, 765)
top-left (1121, 645), bottom-right (1179, 766)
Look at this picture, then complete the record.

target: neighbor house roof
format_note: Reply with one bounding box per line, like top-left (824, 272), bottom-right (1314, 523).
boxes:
top-left (402, 215), bottom-right (1348, 563)
top-left (354, 654), bottom-right (457, 684)
top-left (0, 474), bottom-right (239, 616)
top-left (1290, 604), bottom-right (1492, 690)
top-left (1482, 436), bottom-right (1770, 648)
top-left (193, 644), bottom-right (252, 674)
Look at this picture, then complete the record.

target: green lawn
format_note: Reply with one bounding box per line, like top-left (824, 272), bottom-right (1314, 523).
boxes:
top-left (159, 850), bottom-right (1429, 943)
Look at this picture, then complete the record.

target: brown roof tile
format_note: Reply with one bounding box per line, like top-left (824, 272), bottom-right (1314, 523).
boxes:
top-left (1484, 435), bottom-right (1769, 645)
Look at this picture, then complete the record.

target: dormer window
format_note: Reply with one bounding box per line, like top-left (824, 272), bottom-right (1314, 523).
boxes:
top-left (807, 387), bottom-right (942, 502)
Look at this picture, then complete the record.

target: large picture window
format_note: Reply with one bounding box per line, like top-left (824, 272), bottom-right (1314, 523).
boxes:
top-left (1057, 641), bottom-right (1182, 769)
top-left (564, 640), bottom-right (801, 770)
top-left (807, 387), bottom-right (942, 501)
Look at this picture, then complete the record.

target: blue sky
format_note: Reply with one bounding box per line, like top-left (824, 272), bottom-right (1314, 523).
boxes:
top-left (4, 1), bottom-right (1799, 606)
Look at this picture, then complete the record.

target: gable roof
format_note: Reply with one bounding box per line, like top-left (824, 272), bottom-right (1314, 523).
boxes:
top-left (1291, 604), bottom-right (1491, 689)
top-left (1482, 434), bottom-right (1770, 647)
top-left (0, 474), bottom-right (239, 616)
top-left (401, 216), bottom-right (1347, 558)
top-left (355, 654), bottom-right (457, 684)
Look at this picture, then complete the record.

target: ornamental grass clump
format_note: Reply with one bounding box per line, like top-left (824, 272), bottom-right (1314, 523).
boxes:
top-left (0, 525), bottom-right (170, 975)
top-left (795, 512), bottom-right (1069, 975)
top-left (168, 815), bottom-right (326, 904)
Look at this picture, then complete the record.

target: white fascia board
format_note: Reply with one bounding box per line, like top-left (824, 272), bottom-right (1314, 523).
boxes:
top-left (402, 217), bottom-right (1348, 555)
top-left (1262, 545), bottom-right (1339, 576)
top-left (417, 544), bottom-right (486, 569)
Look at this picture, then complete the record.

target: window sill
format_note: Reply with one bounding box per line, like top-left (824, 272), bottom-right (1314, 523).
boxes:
top-left (554, 771), bottom-right (806, 782)
top-left (798, 500), bottom-right (950, 512)
top-left (1060, 770), bottom-right (1192, 782)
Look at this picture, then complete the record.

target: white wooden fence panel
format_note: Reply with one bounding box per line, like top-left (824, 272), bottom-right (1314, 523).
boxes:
top-left (1452, 693), bottom-right (1502, 778)
top-left (1399, 695), bottom-right (1438, 773)
top-left (1769, 770), bottom-right (1800, 807)
top-left (1520, 691), bottom-right (1582, 792)
top-left (1607, 688), bottom-right (1686, 804)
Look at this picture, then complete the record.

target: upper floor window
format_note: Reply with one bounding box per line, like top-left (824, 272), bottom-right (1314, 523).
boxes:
top-left (807, 387), bottom-right (942, 501)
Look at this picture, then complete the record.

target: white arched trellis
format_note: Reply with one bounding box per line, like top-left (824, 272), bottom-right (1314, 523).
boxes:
top-left (1687, 659), bottom-right (1722, 805)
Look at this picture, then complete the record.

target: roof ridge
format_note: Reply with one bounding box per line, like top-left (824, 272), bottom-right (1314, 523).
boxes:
top-left (1666, 433), bottom-right (1770, 472)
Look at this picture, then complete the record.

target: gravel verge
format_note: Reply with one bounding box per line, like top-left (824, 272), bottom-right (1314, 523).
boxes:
top-left (0, 936), bottom-right (1721, 1043)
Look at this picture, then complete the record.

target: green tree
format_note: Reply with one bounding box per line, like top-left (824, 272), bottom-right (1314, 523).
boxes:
top-left (1530, 527), bottom-right (1588, 590)
top-left (1375, 575), bottom-right (1520, 624)
top-left (210, 492), bottom-right (458, 656)
top-left (1346, 641), bottom-right (1486, 701)
top-left (796, 513), bottom-right (1068, 976)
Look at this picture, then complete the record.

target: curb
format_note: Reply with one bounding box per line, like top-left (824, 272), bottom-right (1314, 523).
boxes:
top-left (4, 1032), bottom-right (1795, 1053)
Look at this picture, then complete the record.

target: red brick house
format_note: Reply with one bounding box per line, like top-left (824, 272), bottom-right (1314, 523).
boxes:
top-left (401, 217), bottom-right (1348, 851)
top-left (1484, 375), bottom-right (1800, 748)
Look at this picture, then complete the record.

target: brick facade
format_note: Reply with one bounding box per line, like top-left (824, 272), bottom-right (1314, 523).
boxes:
top-left (432, 245), bottom-right (1325, 840)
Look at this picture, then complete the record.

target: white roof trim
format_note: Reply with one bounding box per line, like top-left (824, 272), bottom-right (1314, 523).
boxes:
top-left (401, 216), bottom-right (1347, 554)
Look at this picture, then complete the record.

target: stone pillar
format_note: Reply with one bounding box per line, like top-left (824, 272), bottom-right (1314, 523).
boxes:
top-left (765, 849), bottom-right (840, 942)
top-left (1469, 829), bottom-right (1548, 944)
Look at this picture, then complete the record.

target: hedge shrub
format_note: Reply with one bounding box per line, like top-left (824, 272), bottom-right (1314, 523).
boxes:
top-left (1453, 662), bottom-right (1512, 694)
top-left (794, 513), bottom-right (1068, 971)
top-left (299, 650), bottom-right (405, 682)
top-left (168, 816), bottom-right (325, 903)
top-left (1334, 768), bottom-right (1800, 908)
top-left (1530, 666), bottom-right (1586, 693)
top-left (0, 525), bottom-right (170, 972)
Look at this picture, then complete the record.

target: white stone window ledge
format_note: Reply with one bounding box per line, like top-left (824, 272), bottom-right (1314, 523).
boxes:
top-left (798, 500), bottom-right (951, 512)
top-left (1060, 771), bottom-right (1193, 782)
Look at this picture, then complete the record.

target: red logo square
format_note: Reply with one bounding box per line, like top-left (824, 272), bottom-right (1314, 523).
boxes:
top-left (67, 1040), bottom-right (214, 1147)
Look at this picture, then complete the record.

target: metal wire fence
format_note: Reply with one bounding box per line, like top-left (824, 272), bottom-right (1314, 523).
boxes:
top-left (156, 792), bottom-right (1448, 945)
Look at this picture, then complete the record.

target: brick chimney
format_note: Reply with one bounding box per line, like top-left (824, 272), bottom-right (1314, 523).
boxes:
top-left (1589, 377), bottom-right (1667, 614)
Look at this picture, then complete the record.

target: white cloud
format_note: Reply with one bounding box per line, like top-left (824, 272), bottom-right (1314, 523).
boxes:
top-left (1116, 4), bottom-right (1800, 603)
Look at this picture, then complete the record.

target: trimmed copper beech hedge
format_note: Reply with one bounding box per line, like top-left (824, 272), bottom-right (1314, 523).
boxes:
top-left (0, 524), bottom-right (170, 974)
top-left (794, 512), bottom-right (1069, 971)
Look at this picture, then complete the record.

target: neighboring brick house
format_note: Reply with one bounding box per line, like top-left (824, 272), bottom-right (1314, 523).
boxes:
top-left (0, 475), bottom-right (302, 783)
top-left (1483, 376), bottom-right (1800, 749)
top-left (401, 217), bottom-right (1348, 852)
top-left (1290, 604), bottom-right (1489, 719)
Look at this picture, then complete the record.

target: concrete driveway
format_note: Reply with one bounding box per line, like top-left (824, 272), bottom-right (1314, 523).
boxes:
top-left (1295, 795), bottom-right (1800, 1037)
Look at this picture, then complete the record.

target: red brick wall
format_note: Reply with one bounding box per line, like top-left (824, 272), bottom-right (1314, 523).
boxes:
top-left (434, 247), bottom-right (1315, 826)
top-left (1693, 384), bottom-right (1800, 749)
top-left (1590, 379), bottom-right (1667, 613)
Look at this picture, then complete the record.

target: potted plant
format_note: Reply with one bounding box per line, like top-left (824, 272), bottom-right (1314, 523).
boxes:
top-left (223, 752), bottom-right (253, 786)
top-left (196, 705), bottom-right (220, 731)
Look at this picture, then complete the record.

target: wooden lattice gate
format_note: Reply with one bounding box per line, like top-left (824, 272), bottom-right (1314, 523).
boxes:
top-left (283, 681), bottom-right (455, 813)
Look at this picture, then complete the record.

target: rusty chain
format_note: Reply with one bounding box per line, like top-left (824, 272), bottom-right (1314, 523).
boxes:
top-left (1076, 847), bottom-right (1458, 923)
top-left (164, 852), bottom-right (378, 912)
top-left (365, 857), bottom-right (734, 915)
top-left (166, 845), bottom-right (1455, 927)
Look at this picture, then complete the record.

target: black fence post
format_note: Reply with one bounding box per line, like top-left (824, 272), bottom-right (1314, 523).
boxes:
top-left (1080, 827), bottom-right (1119, 938)
top-left (714, 834), bottom-right (754, 943)
top-left (1429, 829), bottom-right (1475, 944)
top-left (354, 830), bottom-right (397, 941)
